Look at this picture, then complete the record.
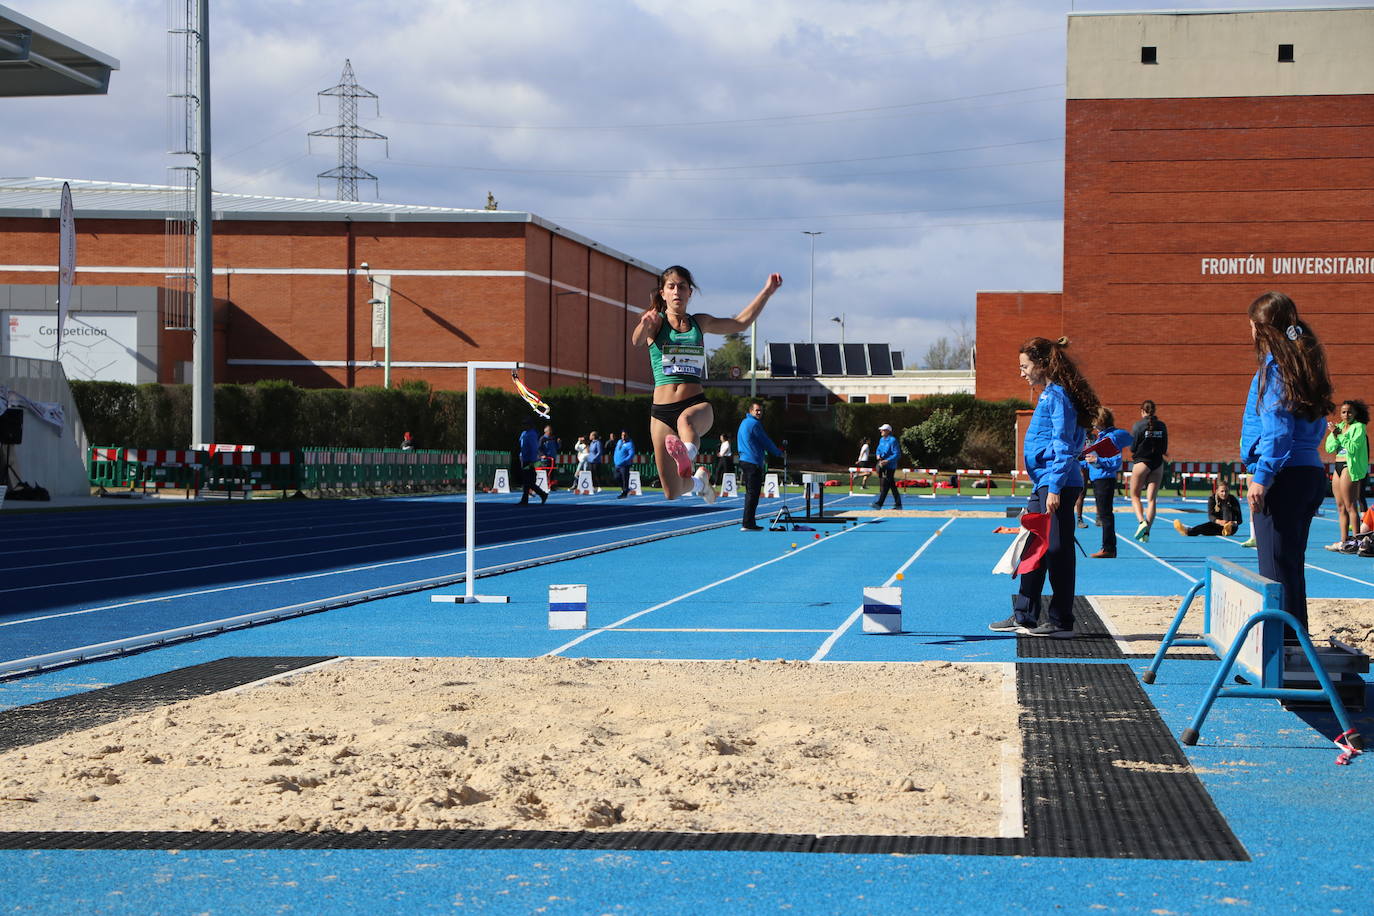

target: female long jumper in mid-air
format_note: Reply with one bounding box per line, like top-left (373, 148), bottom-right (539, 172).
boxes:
top-left (631, 265), bottom-right (783, 501)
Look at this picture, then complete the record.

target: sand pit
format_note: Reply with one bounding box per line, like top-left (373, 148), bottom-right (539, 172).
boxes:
top-left (0, 657), bottom-right (1019, 837)
top-left (1095, 596), bottom-right (1374, 657)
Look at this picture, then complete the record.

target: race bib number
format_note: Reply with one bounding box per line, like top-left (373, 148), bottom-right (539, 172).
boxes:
top-left (661, 344), bottom-right (706, 378)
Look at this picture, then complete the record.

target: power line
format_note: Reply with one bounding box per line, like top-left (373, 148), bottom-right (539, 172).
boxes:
top-left (374, 83), bottom-right (1065, 133)
top-left (383, 137), bottom-right (1063, 178)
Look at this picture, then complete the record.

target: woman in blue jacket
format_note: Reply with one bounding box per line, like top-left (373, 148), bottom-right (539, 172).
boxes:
top-left (1085, 406), bottom-right (1136, 558)
top-left (1241, 292), bottom-right (1333, 634)
top-left (990, 336), bottom-right (1100, 639)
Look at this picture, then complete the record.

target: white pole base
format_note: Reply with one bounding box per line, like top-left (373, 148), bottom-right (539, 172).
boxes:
top-left (430, 594), bottom-right (510, 604)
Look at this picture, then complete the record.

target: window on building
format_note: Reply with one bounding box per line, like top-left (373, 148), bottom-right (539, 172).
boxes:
top-left (808, 394), bottom-right (829, 412)
top-left (849, 395), bottom-right (867, 404)
top-left (1278, 44), bottom-right (1294, 63)
top-left (891, 395), bottom-right (908, 404)
top-left (1140, 46), bottom-right (1157, 64)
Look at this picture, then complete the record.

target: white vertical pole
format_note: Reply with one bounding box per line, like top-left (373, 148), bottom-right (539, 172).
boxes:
top-left (191, 0), bottom-right (214, 447)
top-left (465, 362), bottom-right (477, 601)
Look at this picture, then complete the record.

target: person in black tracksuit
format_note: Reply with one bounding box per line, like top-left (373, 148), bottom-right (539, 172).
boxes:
top-left (1128, 399), bottom-right (1168, 542)
top-left (1173, 478), bottom-right (1244, 537)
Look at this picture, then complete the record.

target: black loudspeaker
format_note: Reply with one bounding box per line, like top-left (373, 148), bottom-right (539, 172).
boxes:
top-left (0, 408), bottom-right (22, 445)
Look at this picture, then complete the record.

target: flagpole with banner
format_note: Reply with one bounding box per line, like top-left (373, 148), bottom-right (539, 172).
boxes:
top-left (56, 182), bottom-right (76, 361)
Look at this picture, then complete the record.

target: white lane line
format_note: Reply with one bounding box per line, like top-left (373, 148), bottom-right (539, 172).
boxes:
top-left (1, 503), bottom-right (735, 593)
top-left (603, 628), bottom-right (832, 634)
top-left (1, 511), bottom-right (735, 628)
top-left (543, 521), bottom-right (872, 658)
top-left (998, 663), bottom-right (1025, 839)
top-left (219, 657), bottom-right (347, 696)
top-left (1216, 534), bottom-right (1374, 588)
top-left (808, 516), bottom-right (956, 663)
top-left (1117, 534), bottom-right (1199, 583)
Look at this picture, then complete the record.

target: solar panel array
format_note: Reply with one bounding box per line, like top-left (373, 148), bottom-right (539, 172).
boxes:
top-left (767, 343), bottom-right (900, 377)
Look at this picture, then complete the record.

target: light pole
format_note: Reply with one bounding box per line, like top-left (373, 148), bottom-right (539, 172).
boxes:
top-left (802, 231), bottom-right (822, 343)
top-left (831, 314), bottom-right (845, 351)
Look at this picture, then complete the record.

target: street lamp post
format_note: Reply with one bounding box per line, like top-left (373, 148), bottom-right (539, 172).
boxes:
top-left (802, 231), bottom-right (822, 343)
top-left (831, 314), bottom-right (845, 351)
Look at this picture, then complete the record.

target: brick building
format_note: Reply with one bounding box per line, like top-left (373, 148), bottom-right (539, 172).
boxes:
top-left (977, 7), bottom-right (1374, 460)
top-left (0, 178), bottom-right (660, 394)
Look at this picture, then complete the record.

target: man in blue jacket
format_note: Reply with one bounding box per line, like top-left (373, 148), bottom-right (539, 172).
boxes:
top-left (737, 400), bottom-right (784, 530)
top-left (614, 430), bottom-right (637, 498)
top-left (517, 418), bottom-right (548, 505)
top-left (872, 423), bottom-right (903, 510)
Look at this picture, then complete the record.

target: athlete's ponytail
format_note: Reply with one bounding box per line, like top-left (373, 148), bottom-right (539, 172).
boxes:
top-left (1019, 336), bottom-right (1101, 428)
top-left (1140, 399), bottom-right (1157, 433)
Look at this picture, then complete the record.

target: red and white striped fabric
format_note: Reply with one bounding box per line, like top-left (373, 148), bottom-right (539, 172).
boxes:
top-left (125, 448), bottom-right (200, 466)
top-left (90, 447), bottom-right (121, 463)
top-left (212, 451), bottom-right (292, 466)
top-left (194, 443), bottom-right (256, 455)
top-left (1174, 461), bottom-right (1223, 476)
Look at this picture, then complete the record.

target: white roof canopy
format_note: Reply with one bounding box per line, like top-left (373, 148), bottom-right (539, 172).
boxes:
top-left (0, 4), bottom-right (118, 96)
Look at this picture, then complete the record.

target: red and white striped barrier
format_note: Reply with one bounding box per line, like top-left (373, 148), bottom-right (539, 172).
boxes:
top-left (910, 468), bottom-right (940, 498)
top-left (1174, 461), bottom-right (1224, 501)
top-left (205, 450), bottom-right (294, 492)
top-left (194, 443), bottom-right (256, 455)
top-left (956, 468), bottom-right (993, 499)
top-left (123, 448), bottom-right (202, 495)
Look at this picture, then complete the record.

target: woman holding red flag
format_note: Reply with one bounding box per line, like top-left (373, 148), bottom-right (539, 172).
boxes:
top-left (989, 337), bottom-right (1100, 639)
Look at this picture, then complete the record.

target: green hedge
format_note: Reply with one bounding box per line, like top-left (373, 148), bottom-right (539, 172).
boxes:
top-left (69, 379), bottom-right (1009, 465)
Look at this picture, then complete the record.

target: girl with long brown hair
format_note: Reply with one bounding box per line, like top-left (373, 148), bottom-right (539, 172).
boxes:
top-left (990, 336), bottom-right (1100, 639)
top-left (631, 266), bottom-right (782, 502)
top-left (1240, 291), bottom-right (1334, 634)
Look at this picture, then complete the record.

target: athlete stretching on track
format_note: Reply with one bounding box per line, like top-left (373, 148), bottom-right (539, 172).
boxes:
top-left (631, 265), bottom-right (783, 501)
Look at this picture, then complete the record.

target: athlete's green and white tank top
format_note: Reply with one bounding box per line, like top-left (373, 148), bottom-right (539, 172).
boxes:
top-left (648, 314), bottom-right (706, 387)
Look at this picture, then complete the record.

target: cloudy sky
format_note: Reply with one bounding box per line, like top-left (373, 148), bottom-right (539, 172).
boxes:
top-left (4, 0), bottom-right (1331, 367)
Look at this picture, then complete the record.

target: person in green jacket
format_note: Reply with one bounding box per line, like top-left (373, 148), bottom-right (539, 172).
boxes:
top-left (1324, 399), bottom-right (1369, 551)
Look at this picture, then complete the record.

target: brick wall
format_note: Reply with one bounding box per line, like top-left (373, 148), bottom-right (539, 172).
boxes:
top-left (982, 93), bottom-right (1374, 460)
top-left (974, 292), bottom-right (1063, 403)
top-left (0, 215), bottom-right (657, 394)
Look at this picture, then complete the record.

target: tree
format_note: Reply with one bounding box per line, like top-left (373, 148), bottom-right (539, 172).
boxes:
top-left (922, 318), bottom-right (974, 369)
top-left (707, 332), bottom-right (759, 379)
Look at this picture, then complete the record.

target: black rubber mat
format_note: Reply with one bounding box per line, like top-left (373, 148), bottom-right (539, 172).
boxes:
top-left (1017, 596), bottom-right (1121, 659)
top-left (0, 659), bottom-right (1246, 860)
top-left (0, 657), bottom-right (336, 754)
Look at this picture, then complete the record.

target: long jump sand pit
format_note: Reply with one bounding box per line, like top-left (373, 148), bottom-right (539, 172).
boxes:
top-left (0, 657), bottom-right (1019, 837)
top-left (1095, 596), bottom-right (1374, 656)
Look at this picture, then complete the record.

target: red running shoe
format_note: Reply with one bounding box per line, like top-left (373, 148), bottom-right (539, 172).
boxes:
top-left (664, 434), bottom-right (692, 478)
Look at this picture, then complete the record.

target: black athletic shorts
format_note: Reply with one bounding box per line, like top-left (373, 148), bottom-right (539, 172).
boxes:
top-left (1334, 461), bottom-right (1348, 476)
top-left (650, 391), bottom-right (709, 429)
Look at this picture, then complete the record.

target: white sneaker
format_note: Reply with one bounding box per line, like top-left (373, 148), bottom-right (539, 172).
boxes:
top-left (694, 467), bottom-right (717, 504)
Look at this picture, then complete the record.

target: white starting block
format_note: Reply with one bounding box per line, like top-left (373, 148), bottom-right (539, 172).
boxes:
top-left (536, 468), bottom-right (550, 491)
top-left (862, 586), bottom-right (902, 634)
top-left (627, 469), bottom-right (643, 496)
top-left (720, 472), bottom-right (737, 498)
top-left (763, 472), bottom-right (780, 498)
top-left (549, 584), bottom-right (588, 630)
top-left (491, 468), bottom-right (510, 494)
top-left (573, 470), bottom-right (595, 494)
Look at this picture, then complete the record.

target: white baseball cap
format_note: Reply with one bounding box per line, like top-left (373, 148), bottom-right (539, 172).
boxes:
top-left (878, 423), bottom-right (893, 431)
